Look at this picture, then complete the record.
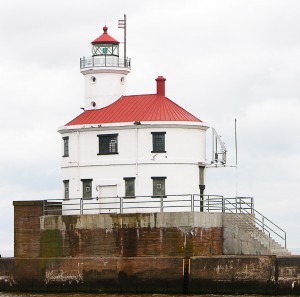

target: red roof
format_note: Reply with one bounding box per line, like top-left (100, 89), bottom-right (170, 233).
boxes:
top-left (66, 94), bottom-right (202, 126)
top-left (91, 26), bottom-right (119, 45)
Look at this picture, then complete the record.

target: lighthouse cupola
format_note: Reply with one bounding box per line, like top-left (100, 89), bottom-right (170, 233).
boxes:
top-left (80, 25), bottom-right (131, 110)
top-left (91, 25), bottom-right (120, 57)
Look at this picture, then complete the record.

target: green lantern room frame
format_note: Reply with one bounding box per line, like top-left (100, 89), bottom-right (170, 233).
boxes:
top-left (92, 43), bottom-right (119, 57)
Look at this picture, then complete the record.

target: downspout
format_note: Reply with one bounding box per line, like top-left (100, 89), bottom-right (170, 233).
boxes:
top-left (199, 164), bottom-right (205, 212)
top-left (77, 130), bottom-right (81, 196)
top-left (135, 127), bottom-right (139, 188)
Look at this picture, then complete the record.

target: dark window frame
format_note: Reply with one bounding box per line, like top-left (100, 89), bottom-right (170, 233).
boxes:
top-left (124, 177), bottom-right (136, 198)
top-left (63, 136), bottom-right (69, 157)
top-left (151, 176), bottom-right (167, 198)
top-left (97, 134), bottom-right (119, 155)
top-left (151, 132), bottom-right (166, 153)
top-left (81, 179), bottom-right (93, 199)
top-left (63, 180), bottom-right (69, 200)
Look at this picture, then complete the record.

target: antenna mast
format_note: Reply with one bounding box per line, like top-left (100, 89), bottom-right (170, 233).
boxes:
top-left (235, 118), bottom-right (238, 197)
top-left (118, 14), bottom-right (127, 67)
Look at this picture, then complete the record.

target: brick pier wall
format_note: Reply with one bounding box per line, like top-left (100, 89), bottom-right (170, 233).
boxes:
top-left (13, 201), bottom-right (44, 258)
top-left (14, 201), bottom-right (224, 258)
top-left (1, 256), bottom-right (300, 294)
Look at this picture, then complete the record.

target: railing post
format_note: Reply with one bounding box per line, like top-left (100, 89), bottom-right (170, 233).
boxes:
top-left (120, 196), bottom-right (123, 214)
top-left (160, 196), bottom-right (163, 213)
top-left (285, 232), bottom-right (287, 249)
top-left (191, 194), bottom-right (194, 212)
top-left (262, 216), bottom-right (265, 232)
top-left (80, 198), bottom-right (83, 215)
top-left (222, 197), bottom-right (225, 213)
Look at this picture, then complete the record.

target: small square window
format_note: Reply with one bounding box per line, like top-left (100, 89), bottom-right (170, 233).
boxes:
top-left (151, 132), bottom-right (166, 153)
top-left (63, 137), bottom-right (69, 157)
top-left (152, 177), bottom-right (166, 197)
top-left (124, 177), bottom-right (135, 198)
top-left (98, 134), bottom-right (118, 155)
top-left (63, 180), bottom-right (69, 200)
top-left (81, 179), bottom-right (92, 199)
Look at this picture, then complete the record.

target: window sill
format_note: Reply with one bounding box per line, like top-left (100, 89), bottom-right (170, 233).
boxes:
top-left (151, 151), bottom-right (167, 153)
top-left (97, 152), bottom-right (119, 155)
top-left (151, 195), bottom-right (167, 198)
top-left (123, 196), bottom-right (136, 199)
top-left (62, 155), bottom-right (69, 158)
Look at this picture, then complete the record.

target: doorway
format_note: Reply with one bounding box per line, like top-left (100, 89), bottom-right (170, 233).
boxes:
top-left (97, 185), bottom-right (118, 213)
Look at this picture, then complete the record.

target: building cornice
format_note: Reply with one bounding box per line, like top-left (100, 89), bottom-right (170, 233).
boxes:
top-left (58, 121), bottom-right (209, 134)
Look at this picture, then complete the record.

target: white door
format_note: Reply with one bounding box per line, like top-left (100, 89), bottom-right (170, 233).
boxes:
top-left (98, 185), bottom-right (118, 213)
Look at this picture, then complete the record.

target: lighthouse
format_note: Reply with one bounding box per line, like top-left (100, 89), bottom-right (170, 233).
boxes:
top-left (80, 25), bottom-right (131, 110)
top-left (9, 19), bottom-right (290, 280)
top-left (58, 23), bottom-right (209, 213)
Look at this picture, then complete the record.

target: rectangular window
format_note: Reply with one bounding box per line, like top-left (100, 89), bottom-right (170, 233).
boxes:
top-left (152, 177), bottom-right (166, 197)
top-left (124, 177), bottom-right (135, 198)
top-left (63, 137), bottom-right (69, 157)
top-left (98, 134), bottom-right (118, 155)
top-left (81, 179), bottom-right (92, 199)
top-left (63, 180), bottom-right (69, 200)
top-left (152, 132), bottom-right (166, 153)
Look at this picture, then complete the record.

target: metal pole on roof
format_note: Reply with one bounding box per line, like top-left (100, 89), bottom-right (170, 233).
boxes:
top-left (118, 14), bottom-right (127, 67)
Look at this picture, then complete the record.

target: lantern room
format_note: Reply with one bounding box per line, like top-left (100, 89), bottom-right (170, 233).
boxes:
top-left (91, 25), bottom-right (120, 57)
top-left (80, 24), bottom-right (131, 110)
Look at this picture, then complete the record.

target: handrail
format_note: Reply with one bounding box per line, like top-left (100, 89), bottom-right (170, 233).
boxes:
top-left (43, 194), bottom-right (286, 249)
top-left (225, 197), bottom-right (286, 248)
top-left (222, 198), bottom-right (272, 248)
top-left (80, 56), bottom-right (131, 69)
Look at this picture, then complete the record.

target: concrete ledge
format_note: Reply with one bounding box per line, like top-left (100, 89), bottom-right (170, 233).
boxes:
top-left (13, 200), bottom-right (44, 207)
top-left (1, 256), bottom-right (300, 294)
top-left (189, 255), bottom-right (276, 294)
top-left (41, 212), bottom-right (223, 230)
top-left (277, 255), bottom-right (300, 294)
top-left (0, 257), bottom-right (184, 293)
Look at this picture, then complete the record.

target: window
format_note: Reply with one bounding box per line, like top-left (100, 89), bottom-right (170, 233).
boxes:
top-left (124, 177), bottom-right (135, 198)
top-left (152, 177), bottom-right (166, 197)
top-left (63, 137), bottom-right (69, 157)
top-left (63, 180), bottom-right (69, 200)
top-left (81, 179), bottom-right (92, 199)
top-left (98, 134), bottom-right (118, 155)
top-left (152, 132), bottom-right (166, 153)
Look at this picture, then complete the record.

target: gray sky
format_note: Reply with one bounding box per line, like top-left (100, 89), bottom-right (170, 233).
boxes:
top-left (0, 0), bottom-right (300, 255)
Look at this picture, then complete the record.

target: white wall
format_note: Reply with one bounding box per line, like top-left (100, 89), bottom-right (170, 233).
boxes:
top-left (60, 123), bottom-right (207, 201)
top-left (82, 68), bottom-right (130, 110)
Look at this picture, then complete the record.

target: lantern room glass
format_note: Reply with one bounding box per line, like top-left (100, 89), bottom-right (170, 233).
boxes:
top-left (92, 44), bottom-right (119, 57)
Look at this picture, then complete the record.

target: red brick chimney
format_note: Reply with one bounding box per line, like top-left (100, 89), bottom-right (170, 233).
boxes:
top-left (156, 76), bottom-right (166, 96)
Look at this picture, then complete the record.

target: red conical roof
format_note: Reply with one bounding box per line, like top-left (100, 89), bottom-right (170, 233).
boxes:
top-left (66, 94), bottom-right (202, 126)
top-left (91, 26), bottom-right (119, 45)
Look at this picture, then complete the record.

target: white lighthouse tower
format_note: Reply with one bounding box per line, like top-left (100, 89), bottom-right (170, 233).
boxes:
top-left (80, 25), bottom-right (131, 110)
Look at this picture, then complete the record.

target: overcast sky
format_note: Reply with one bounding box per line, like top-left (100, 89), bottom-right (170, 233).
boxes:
top-left (0, 0), bottom-right (300, 256)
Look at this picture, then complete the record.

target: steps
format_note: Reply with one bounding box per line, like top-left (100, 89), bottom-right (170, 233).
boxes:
top-left (223, 213), bottom-right (291, 256)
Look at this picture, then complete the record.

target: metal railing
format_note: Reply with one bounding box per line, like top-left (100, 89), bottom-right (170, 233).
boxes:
top-left (43, 194), bottom-right (286, 249)
top-left (80, 56), bottom-right (131, 69)
top-left (223, 197), bottom-right (287, 248)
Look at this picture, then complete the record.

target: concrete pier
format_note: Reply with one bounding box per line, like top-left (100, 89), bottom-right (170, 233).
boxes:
top-left (1, 255), bottom-right (300, 294)
top-left (4, 200), bottom-right (298, 294)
